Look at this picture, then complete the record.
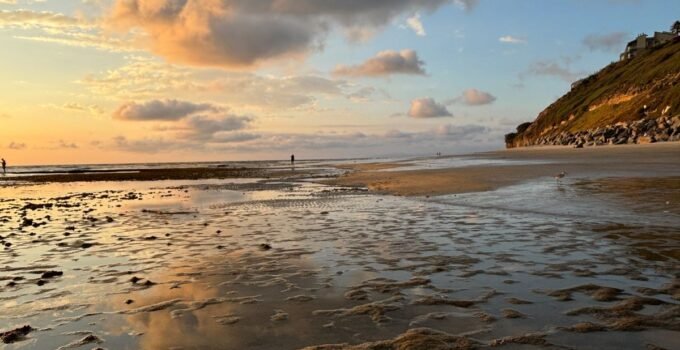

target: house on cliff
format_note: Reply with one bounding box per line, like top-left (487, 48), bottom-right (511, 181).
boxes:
top-left (620, 32), bottom-right (676, 60)
top-left (620, 21), bottom-right (679, 61)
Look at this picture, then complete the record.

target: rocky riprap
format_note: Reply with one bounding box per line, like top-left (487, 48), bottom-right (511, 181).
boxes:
top-left (508, 116), bottom-right (680, 148)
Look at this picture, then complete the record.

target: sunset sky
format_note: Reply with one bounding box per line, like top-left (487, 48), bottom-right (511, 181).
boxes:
top-left (1, 0), bottom-right (677, 165)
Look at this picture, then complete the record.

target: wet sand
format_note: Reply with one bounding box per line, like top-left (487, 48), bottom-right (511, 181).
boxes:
top-left (0, 167), bottom-right (311, 183)
top-left (0, 145), bottom-right (678, 349)
top-left (329, 143), bottom-right (680, 196)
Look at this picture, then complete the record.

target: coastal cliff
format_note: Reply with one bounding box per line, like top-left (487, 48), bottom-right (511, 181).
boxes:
top-left (506, 38), bottom-right (680, 148)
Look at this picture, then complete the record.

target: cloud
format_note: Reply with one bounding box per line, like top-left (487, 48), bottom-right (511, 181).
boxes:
top-left (0, 9), bottom-right (135, 53)
top-left (433, 124), bottom-right (489, 138)
top-left (55, 140), bottom-right (78, 149)
top-left (0, 0), bottom-right (50, 4)
top-left (113, 99), bottom-right (221, 121)
top-left (14, 32), bottom-right (134, 52)
top-left (408, 98), bottom-right (452, 118)
top-left (453, 0), bottom-right (480, 11)
top-left (58, 102), bottom-right (104, 115)
top-left (180, 115), bottom-right (253, 141)
top-left (105, 123), bottom-right (501, 157)
top-left (448, 89), bottom-right (497, 106)
top-left (80, 57), bottom-right (365, 111)
top-left (583, 32), bottom-right (628, 52)
top-left (406, 13), bottom-right (426, 36)
top-left (333, 49), bottom-right (426, 77)
top-left (347, 87), bottom-right (379, 102)
top-left (8, 141), bottom-right (26, 150)
top-left (112, 136), bottom-right (183, 153)
top-left (106, 0), bottom-right (453, 68)
top-left (524, 60), bottom-right (584, 83)
top-left (211, 132), bottom-right (261, 143)
top-left (0, 10), bottom-right (84, 28)
top-left (499, 35), bottom-right (526, 44)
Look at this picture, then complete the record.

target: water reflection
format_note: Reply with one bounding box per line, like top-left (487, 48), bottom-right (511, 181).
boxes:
top-left (1, 177), bottom-right (678, 349)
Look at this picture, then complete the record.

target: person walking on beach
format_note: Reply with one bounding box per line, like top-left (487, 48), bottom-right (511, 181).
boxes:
top-left (290, 154), bottom-right (295, 166)
top-left (1, 158), bottom-right (6, 175)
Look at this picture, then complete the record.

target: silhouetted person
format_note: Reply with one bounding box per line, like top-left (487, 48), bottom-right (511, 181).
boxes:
top-left (1, 158), bottom-right (5, 175)
top-left (290, 154), bottom-right (295, 165)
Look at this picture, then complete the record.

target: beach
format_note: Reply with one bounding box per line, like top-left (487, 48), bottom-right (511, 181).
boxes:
top-left (0, 144), bottom-right (678, 349)
top-left (329, 142), bottom-right (680, 196)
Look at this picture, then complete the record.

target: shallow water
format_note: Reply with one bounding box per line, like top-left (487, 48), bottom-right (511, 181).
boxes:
top-left (378, 156), bottom-right (550, 172)
top-left (0, 175), bottom-right (678, 349)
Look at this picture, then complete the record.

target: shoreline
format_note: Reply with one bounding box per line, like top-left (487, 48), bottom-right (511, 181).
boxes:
top-left (326, 142), bottom-right (680, 196)
top-left (1, 143), bottom-right (678, 195)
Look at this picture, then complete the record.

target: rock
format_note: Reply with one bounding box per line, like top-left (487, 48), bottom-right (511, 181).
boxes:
top-left (614, 137), bottom-right (627, 145)
top-left (41, 271), bottom-right (63, 279)
top-left (501, 308), bottom-right (526, 319)
top-left (270, 309), bottom-right (289, 322)
top-left (0, 325), bottom-right (33, 344)
top-left (638, 135), bottom-right (655, 144)
top-left (22, 203), bottom-right (53, 211)
top-left (259, 243), bottom-right (272, 251)
top-left (143, 280), bottom-right (156, 287)
top-left (517, 116), bottom-right (680, 148)
top-left (655, 130), bottom-right (670, 142)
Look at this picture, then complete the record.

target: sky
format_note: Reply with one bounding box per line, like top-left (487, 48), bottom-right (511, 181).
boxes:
top-left (0, 0), bottom-right (678, 165)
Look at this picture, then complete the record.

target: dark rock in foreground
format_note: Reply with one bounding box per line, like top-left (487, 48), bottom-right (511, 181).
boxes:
top-left (1, 325), bottom-right (33, 344)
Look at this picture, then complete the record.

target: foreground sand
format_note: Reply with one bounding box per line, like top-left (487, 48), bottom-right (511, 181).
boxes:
top-left (328, 143), bottom-right (680, 196)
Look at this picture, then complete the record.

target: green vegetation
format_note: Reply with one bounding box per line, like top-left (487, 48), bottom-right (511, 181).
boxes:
top-left (509, 38), bottom-right (680, 146)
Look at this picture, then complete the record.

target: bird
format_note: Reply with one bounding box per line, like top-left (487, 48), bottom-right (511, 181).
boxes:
top-left (554, 171), bottom-right (567, 182)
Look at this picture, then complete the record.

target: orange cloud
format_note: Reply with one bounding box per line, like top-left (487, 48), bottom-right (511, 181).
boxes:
top-left (106, 0), bottom-right (452, 68)
top-left (333, 49), bottom-right (426, 77)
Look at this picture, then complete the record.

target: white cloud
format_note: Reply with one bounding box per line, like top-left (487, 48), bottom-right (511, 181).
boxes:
top-left (406, 13), bottom-right (426, 36)
top-left (453, 0), bottom-right (479, 11)
top-left (499, 35), bottom-right (527, 44)
top-left (408, 98), bottom-right (452, 118)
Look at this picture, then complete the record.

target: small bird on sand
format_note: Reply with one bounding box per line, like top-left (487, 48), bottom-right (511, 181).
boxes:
top-left (554, 171), bottom-right (567, 182)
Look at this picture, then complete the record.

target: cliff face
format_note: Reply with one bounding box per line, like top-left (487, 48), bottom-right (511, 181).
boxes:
top-left (506, 38), bottom-right (680, 148)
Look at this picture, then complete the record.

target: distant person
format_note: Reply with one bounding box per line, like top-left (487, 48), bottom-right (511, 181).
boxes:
top-left (290, 154), bottom-right (295, 166)
top-left (1, 158), bottom-right (5, 174)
